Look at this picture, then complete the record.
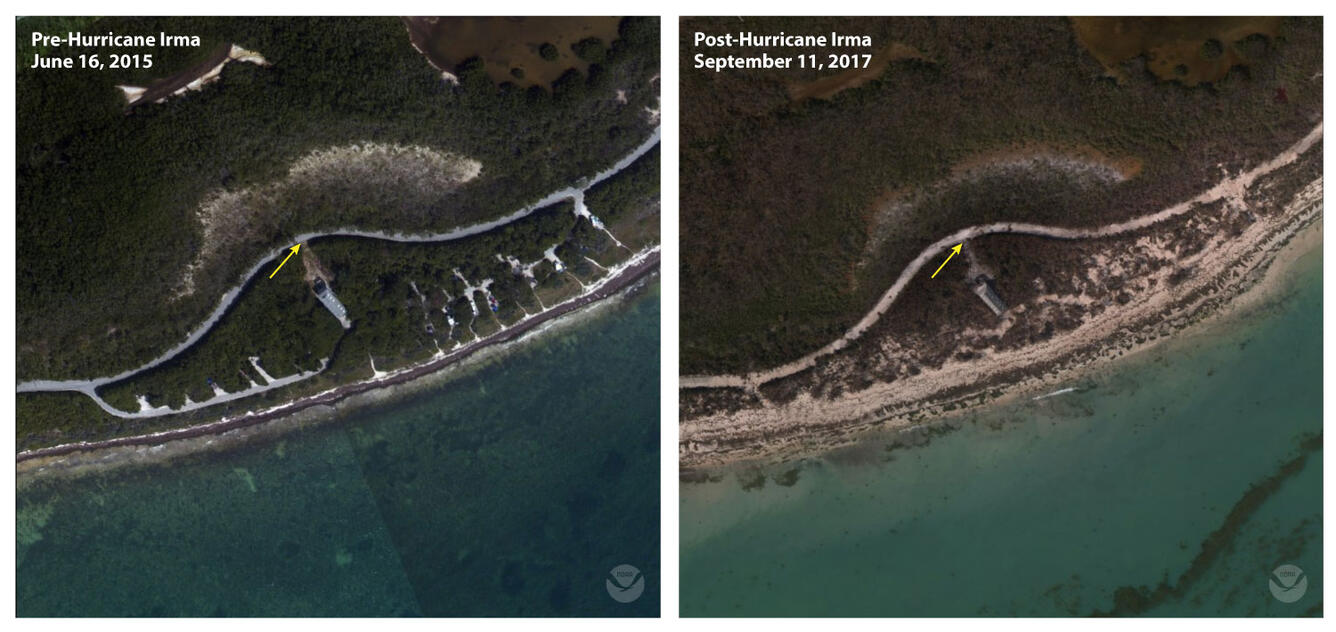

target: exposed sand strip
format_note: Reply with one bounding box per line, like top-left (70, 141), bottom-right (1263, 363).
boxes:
top-left (118, 44), bottom-right (270, 107)
top-left (682, 174), bottom-right (1321, 466)
top-left (682, 121), bottom-right (1322, 390)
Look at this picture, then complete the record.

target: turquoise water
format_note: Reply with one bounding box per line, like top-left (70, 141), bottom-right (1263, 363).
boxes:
top-left (682, 247), bottom-right (1322, 617)
top-left (18, 285), bottom-right (660, 617)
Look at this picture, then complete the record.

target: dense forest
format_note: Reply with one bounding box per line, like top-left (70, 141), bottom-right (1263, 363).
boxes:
top-left (684, 134), bottom-right (1321, 418)
top-left (19, 143), bottom-right (661, 449)
top-left (585, 144), bottom-right (660, 225)
top-left (18, 16), bottom-right (659, 381)
top-left (678, 16), bottom-right (1321, 374)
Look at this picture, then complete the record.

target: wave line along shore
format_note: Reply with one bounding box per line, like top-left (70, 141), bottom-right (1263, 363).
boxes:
top-left (19, 248), bottom-right (658, 470)
top-left (681, 123), bottom-right (1322, 467)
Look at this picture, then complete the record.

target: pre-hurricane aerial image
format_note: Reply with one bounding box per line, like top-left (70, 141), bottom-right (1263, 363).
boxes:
top-left (17, 16), bottom-right (660, 616)
top-left (680, 16), bottom-right (1321, 616)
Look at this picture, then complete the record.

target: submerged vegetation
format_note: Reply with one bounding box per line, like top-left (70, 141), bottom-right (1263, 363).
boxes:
top-left (17, 16), bottom-right (660, 448)
top-left (1070, 16), bottom-right (1284, 86)
top-left (402, 16), bottom-right (624, 89)
top-left (19, 152), bottom-right (659, 450)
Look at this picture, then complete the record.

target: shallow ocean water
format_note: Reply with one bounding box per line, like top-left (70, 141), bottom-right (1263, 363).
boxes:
top-left (681, 246), bottom-right (1322, 617)
top-left (18, 284), bottom-right (660, 617)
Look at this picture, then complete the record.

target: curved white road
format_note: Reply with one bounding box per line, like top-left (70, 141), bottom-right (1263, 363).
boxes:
top-left (18, 128), bottom-right (661, 412)
top-left (682, 121), bottom-right (1323, 390)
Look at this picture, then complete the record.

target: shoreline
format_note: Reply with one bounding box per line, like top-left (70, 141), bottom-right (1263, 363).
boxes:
top-left (681, 171), bottom-right (1322, 469)
top-left (18, 250), bottom-right (659, 477)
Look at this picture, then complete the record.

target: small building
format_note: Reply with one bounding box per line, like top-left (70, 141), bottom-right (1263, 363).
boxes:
top-left (972, 276), bottom-right (1007, 316)
top-left (312, 277), bottom-right (352, 328)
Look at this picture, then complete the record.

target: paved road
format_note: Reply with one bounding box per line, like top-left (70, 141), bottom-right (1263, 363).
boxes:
top-left (18, 128), bottom-right (660, 407)
top-left (681, 121), bottom-right (1323, 390)
top-left (18, 250), bottom-right (659, 462)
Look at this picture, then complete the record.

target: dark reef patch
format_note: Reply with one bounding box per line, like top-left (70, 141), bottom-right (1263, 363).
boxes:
top-left (1093, 432), bottom-right (1322, 616)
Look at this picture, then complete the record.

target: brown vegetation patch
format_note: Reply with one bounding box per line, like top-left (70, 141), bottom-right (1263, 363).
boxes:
top-left (679, 16), bottom-right (1319, 376)
top-left (300, 244), bottom-right (333, 283)
top-left (1071, 16), bottom-right (1282, 86)
top-left (403, 16), bottom-right (621, 88)
top-left (855, 142), bottom-right (1142, 289)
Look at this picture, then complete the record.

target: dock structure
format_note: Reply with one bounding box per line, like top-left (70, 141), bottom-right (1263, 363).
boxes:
top-left (972, 276), bottom-right (1007, 316)
top-left (312, 277), bottom-right (352, 328)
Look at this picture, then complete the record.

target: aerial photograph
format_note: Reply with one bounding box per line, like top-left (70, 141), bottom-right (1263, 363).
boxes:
top-left (680, 16), bottom-right (1321, 616)
top-left (17, 16), bottom-right (660, 616)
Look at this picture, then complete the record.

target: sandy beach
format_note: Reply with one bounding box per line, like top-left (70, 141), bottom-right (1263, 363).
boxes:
top-left (682, 155), bottom-right (1322, 468)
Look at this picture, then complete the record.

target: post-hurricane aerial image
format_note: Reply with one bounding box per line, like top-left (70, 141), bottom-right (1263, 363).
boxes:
top-left (679, 16), bottom-right (1321, 616)
top-left (17, 15), bottom-right (661, 617)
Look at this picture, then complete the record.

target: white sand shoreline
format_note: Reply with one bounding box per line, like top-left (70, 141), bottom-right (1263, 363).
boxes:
top-left (18, 271), bottom-right (658, 484)
top-left (681, 172), bottom-right (1322, 468)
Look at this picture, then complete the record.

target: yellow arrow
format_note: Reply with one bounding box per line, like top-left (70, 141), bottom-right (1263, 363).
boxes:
top-left (930, 243), bottom-right (963, 279)
top-left (268, 244), bottom-right (301, 279)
